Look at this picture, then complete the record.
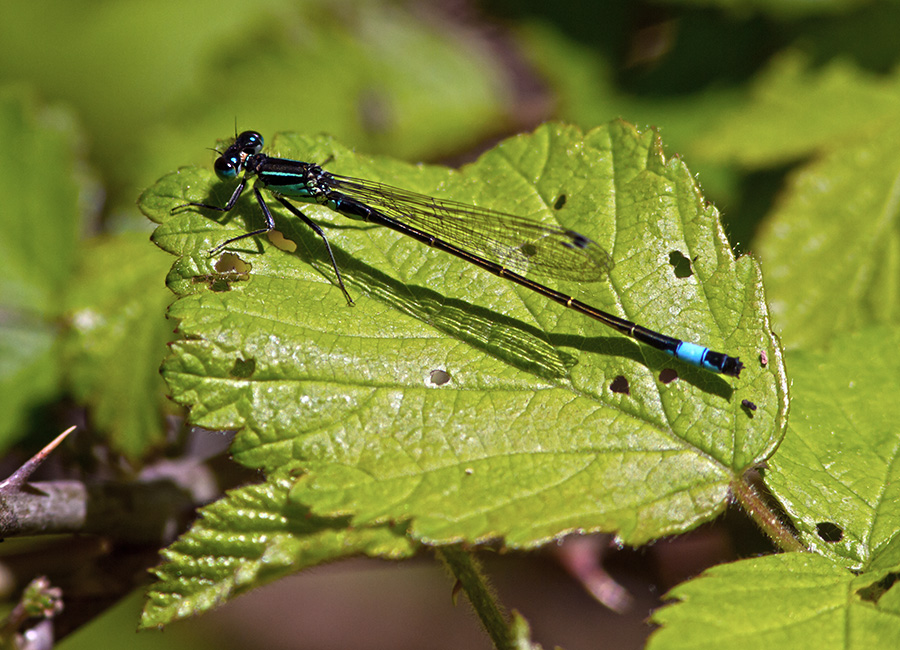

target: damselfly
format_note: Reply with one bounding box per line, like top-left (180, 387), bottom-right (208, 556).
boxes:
top-left (174, 131), bottom-right (743, 377)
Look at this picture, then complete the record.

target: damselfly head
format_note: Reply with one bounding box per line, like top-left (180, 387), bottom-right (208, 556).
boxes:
top-left (213, 131), bottom-right (265, 179)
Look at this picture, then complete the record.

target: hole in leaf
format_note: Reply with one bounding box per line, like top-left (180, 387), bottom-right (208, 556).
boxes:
top-left (230, 357), bottom-right (257, 379)
top-left (668, 250), bottom-right (693, 278)
top-left (659, 368), bottom-right (678, 384)
top-left (194, 253), bottom-right (251, 291)
top-left (759, 350), bottom-right (768, 366)
top-left (214, 252), bottom-right (251, 274)
top-left (609, 375), bottom-right (630, 395)
top-left (553, 194), bottom-right (567, 210)
top-left (815, 522), bottom-right (843, 542)
top-left (429, 369), bottom-right (451, 386)
top-left (267, 229), bottom-right (297, 252)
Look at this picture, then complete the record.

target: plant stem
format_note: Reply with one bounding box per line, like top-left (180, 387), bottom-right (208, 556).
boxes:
top-left (733, 477), bottom-right (806, 553)
top-left (437, 546), bottom-right (514, 650)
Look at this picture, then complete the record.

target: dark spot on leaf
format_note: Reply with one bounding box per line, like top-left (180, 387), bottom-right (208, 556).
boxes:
top-left (520, 243), bottom-right (538, 259)
top-left (668, 250), bottom-right (693, 278)
top-left (429, 369), bottom-right (451, 385)
top-left (759, 350), bottom-right (768, 366)
top-left (230, 357), bottom-right (256, 379)
top-left (554, 194), bottom-right (567, 210)
top-left (858, 573), bottom-right (900, 603)
top-left (659, 368), bottom-right (678, 384)
top-left (610, 375), bottom-right (630, 395)
top-left (815, 522), bottom-right (843, 542)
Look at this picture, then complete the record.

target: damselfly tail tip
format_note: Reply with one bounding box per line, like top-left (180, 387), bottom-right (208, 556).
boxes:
top-left (722, 356), bottom-right (743, 378)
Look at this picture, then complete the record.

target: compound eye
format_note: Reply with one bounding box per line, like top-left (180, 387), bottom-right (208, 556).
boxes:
top-left (238, 131), bottom-right (264, 155)
top-left (214, 154), bottom-right (240, 179)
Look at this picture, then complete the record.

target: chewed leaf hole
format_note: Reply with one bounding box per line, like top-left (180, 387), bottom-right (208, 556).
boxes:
top-left (195, 254), bottom-right (251, 292)
top-left (267, 229), bottom-right (297, 252)
top-left (610, 375), bottom-right (630, 395)
top-left (659, 368), bottom-right (678, 384)
top-left (815, 521), bottom-right (843, 542)
top-left (429, 369), bottom-right (451, 386)
top-left (668, 250), bottom-right (693, 278)
top-left (215, 252), bottom-right (251, 274)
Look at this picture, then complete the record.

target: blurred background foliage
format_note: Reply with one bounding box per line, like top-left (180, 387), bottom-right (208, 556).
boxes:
top-left (2, 0), bottom-right (900, 648)
top-left (9, 0), bottom-right (899, 238)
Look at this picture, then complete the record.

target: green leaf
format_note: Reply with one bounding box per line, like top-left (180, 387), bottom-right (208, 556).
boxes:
top-left (141, 121), bottom-right (784, 548)
top-left (652, 0), bottom-right (869, 20)
top-left (693, 51), bottom-right (900, 167)
top-left (1, 1), bottom-right (510, 220)
top-left (0, 87), bottom-right (87, 447)
top-left (765, 325), bottom-right (900, 569)
top-left (142, 474), bottom-right (415, 626)
top-left (63, 233), bottom-right (175, 459)
top-left (135, 0), bottom-right (513, 210)
top-left (175, 1), bottom-right (510, 160)
top-left (511, 22), bottom-right (748, 209)
top-left (648, 553), bottom-right (900, 649)
top-left (514, 21), bottom-right (746, 156)
top-left (756, 120), bottom-right (900, 351)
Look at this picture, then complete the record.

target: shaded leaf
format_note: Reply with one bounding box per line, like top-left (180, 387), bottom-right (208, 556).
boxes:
top-left (0, 88), bottom-right (88, 446)
top-left (142, 474), bottom-right (415, 626)
top-left (694, 51), bottom-right (900, 167)
top-left (64, 233), bottom-right (175, 458)
top-left (655, 0), bottom-right (871, 19)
